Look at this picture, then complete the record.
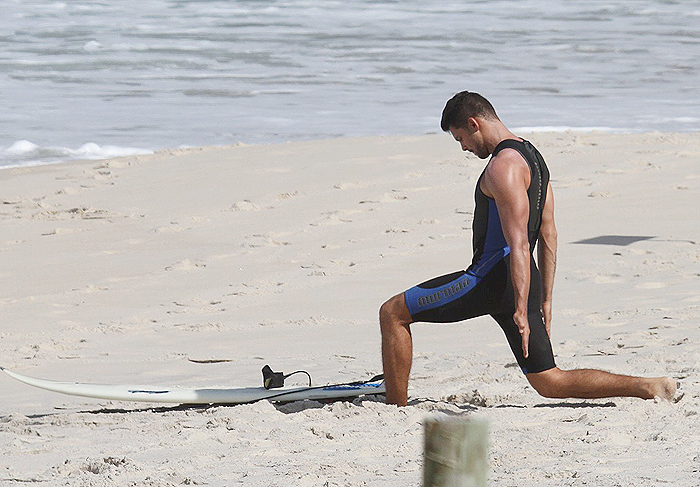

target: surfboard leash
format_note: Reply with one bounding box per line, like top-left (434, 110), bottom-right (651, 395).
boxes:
top-left (258, 364), bottom-right (384, 403)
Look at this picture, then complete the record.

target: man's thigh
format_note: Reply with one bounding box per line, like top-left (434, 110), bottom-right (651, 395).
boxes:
top-left (404, 269), bottom-right (495, 323)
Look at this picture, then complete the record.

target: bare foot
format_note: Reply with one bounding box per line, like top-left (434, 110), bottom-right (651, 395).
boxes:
top-left (650, 377), bottom-right (677, 401)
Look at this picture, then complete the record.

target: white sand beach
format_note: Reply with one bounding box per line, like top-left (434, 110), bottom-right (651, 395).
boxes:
top-left (1, 131), bottom-right (699, 486)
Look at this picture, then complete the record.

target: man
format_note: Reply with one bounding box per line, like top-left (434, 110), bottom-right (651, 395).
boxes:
top-left (379, 91), bottom-right (676, 406)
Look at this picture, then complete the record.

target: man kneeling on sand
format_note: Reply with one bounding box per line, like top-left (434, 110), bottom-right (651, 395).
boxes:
top-left (379, 91), bottom-right (676, 406)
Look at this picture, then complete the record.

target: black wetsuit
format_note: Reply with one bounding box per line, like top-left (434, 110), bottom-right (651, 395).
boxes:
top-left (403, 139), bottom-right (556, 374)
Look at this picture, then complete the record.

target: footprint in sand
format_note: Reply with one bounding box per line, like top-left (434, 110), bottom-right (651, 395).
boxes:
top-left (165, 259), bottom-right (206, 271)
top-left (310, 211), bottom-right (357, 226)
top-left (379, 191), bottom-right (408, 202)
top-left (229, 200), bottom-right (262, 212)
top-left (276, 191), bottom-right (302, 201)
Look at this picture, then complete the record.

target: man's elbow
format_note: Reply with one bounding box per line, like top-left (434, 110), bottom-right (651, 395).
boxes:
top-left (540, 221), bottom-right (558, 244)
top-left (510, 238), bottom-right (531, 256)
top-left (542, 227), bottom-right (557, 243)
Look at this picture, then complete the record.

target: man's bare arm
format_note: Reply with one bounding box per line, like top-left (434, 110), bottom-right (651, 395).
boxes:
top-left (537, 183), bottom-right (557, 337)
top-left (481, 149), bottom-right (532, 358)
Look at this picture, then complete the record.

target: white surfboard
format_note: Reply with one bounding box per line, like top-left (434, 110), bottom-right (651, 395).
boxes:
top-left (1, 367), bottom-right (385, 405)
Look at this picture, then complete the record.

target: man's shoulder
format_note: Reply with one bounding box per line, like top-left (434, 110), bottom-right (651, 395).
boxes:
top-left (486, 147), bottom-right (530, 179)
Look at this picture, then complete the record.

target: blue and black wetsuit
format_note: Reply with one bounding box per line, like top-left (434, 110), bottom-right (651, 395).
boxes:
top-left (403, 138), bottom-right (556, 374)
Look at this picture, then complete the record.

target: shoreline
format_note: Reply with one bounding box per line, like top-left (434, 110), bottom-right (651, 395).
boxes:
top-left (3, 127), bottom-right (699, 172)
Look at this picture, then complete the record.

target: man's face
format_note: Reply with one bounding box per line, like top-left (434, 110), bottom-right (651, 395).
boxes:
top-left (449, 125), bottom-right (489, 159)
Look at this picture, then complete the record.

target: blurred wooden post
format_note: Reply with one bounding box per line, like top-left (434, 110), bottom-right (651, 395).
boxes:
top-left (423, 416), bottom-right (489, 487)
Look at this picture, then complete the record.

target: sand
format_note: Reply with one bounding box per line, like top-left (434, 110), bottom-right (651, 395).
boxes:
top-left (1, 131), bottom-right (698, 486)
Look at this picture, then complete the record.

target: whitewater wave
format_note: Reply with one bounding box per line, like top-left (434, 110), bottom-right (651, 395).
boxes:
top-left (1, 140), bottom-right (153, 169)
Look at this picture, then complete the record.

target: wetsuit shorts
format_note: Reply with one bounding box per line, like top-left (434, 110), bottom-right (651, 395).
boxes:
top-left (403, 255), bottom-right (556, 375)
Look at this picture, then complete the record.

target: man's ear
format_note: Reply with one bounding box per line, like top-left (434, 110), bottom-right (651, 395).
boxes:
top-left (467, 117), bottom-right (479, 133)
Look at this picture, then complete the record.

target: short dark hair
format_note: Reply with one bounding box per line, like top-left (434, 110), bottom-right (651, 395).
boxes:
top-left (440, 91), bottom-right (499, 132)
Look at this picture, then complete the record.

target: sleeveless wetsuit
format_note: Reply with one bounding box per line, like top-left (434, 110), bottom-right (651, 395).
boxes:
top-left (403, 139), bottom-right (556, 374)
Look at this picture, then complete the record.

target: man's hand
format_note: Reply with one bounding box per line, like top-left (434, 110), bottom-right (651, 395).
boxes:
top-left (541, 300), bottom-right (552, 338)
top-left (513, 310), bottom-right (530, 358)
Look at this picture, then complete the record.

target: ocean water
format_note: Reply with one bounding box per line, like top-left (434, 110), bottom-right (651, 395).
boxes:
top-left (1, 0), bottom-right (699, 167)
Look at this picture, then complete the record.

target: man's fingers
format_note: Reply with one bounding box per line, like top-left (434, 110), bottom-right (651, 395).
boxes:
top-left (520, 325), bottom-right (530, 358)
top-left (541, 302), bottom-right (552, 339)
top-left (514, 313), bottom-right (530, 359)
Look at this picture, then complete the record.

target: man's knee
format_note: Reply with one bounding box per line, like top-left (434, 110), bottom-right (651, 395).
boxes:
top-left (526, 367), bottom-right (566, 398)
top-left (378, 297), bottom-right (393, 324)
top-left (379, 293), bottom-right (412, 330)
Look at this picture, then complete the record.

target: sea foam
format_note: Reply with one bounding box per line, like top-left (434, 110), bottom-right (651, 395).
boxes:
top-left (1, 140), bottom-right (152, 169)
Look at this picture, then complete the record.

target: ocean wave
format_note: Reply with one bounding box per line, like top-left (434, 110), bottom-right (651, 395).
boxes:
top-left (512, 126), bottom-right (625, 134)
top-left (1, 140), bottom-right (152, 169)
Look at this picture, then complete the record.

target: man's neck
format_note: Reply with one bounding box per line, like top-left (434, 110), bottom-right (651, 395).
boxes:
top-left (482, 120), bottom-right (519, 155)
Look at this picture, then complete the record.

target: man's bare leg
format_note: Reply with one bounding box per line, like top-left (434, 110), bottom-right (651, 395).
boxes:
top-left (527, 367), bottom-right (676, 400)
top-left (380, 293), bottom-right (414, 406)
